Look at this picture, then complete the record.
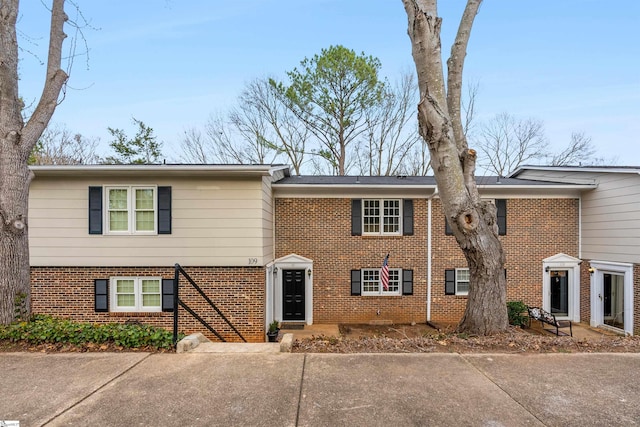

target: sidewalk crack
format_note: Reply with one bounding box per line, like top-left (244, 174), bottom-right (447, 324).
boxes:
top-left (295, 353), bottom-right (307, 427)
top-left (460, 354), bottom-right (549, 426)
top-left (41, 353), bottom-right (152, 426)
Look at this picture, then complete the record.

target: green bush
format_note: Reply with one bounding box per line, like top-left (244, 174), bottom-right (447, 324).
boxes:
top-left (507, 301), bottom-right (529, 327)
top-left (0, 315), bottom-right (178, 350)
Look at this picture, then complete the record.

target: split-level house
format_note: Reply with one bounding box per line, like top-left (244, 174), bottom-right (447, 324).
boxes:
top-left (28, 164), bottom-right (638, 341)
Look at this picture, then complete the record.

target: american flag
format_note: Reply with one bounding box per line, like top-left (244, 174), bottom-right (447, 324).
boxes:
top-left (380, 254), bottom-right (389, 291)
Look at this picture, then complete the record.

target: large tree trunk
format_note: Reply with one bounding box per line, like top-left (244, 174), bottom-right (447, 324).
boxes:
top-left (403, 0), bottom-right (508, 334)
top-left (0, 0), bottom-right (68, 324)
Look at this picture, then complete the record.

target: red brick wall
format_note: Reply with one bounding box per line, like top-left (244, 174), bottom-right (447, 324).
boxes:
top-left (431, 198), bottom-right (579, 323)
top-left (635, 264), bottom-right (639, 336)
top-left (579, 262), bottom-right (591, 324)
top-left (276, 198), bottom-right (428, 324)
top-left (276, 197), bottom-right (579, 325)
top-left (31, 266), bottom-right (266, 342)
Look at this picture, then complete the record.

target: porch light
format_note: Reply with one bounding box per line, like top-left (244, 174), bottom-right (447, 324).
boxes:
top-left (307, 269), bottom-right (312, 278)
top-left (273, 267), bottom-right (278, 275)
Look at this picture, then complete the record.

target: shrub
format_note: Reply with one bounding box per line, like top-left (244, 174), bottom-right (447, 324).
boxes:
top-left (0, 315), bottom-right (178, 350)
top-left (507, 301), bottom-right (529, 327)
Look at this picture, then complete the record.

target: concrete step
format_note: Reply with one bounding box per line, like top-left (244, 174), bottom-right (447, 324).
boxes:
top-left (177, 332), bottom-right (294, 353)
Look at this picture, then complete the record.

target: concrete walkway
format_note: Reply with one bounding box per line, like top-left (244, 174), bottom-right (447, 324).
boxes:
top-left (1, 352), bottom-right (639, 426)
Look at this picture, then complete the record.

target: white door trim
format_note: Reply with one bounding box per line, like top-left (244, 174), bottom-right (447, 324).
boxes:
top-left (542, 253), bottom-right (581, 322)
top-left (272, 254), bottom-right (313, 325)
top-left (589, 260), bottom-right (634, 335)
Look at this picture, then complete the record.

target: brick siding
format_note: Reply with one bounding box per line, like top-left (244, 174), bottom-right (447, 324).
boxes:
top-left (276, 197), bottom-right (579, 325)
top-left (30, 266), bottom-right (266, 342)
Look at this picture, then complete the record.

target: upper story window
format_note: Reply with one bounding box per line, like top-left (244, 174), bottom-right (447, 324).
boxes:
top-left (106, 186), bottom-right (157, 234)
top-left (361, 268), bottom-right (401, 296)
top-left (89, 186), bottom-right (172, 236)
top-left (363, 199), bottom-right (401, 235)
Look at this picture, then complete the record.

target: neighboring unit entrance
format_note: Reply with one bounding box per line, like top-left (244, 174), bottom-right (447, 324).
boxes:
top-left (589, 261), bottom-right (634, 335)
top-left (542, 253), bottom-right (581, 322)
top-left (550, 270), bottom-right (569, 317)
top-left (283, 269), bottom-right (305, 320)
top-left (603, 272), bottom-right (625, 330)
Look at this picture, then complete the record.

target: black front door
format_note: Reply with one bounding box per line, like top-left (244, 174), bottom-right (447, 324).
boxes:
top-left (283, 269), bottom-right (305, 320)
top-left (550, 270), bottom-right (569, 316)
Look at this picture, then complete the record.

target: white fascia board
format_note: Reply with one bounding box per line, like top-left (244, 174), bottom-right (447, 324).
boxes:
top-left (509, 165), bottom-right (640, 178)
top-left (30, 164), bottom-right (288, 178)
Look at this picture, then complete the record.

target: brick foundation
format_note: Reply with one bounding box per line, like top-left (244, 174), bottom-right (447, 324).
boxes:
top-left (31, 266), bottom-right (266, 342)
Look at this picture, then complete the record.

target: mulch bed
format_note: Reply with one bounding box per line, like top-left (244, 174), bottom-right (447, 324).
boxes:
top-left (292, 324), bottom-right (640, 354)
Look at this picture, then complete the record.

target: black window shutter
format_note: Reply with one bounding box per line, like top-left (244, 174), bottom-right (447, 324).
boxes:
top-left (445, 218), bottom-right (453, 235)
top-left (351, 270), bottom-right (361, 296)
top-left (351, 199), bottom-right (362, 236)
top-left (162, 278), bottom-right (174, 312)
top-left (402, 199), bottom-right (414, 235)
top-left (158, 186), bottom-right (172, 234)
top-left (88, 187), bottom-right (103, 235)
top-left (496, 199), bottom-right (507, 235)
top-left (94, 279), bottom-right (108, 312)
top-left (402, 269), bottom-right (413, 295)
top-left (445, 269), bottom-right (456, 295)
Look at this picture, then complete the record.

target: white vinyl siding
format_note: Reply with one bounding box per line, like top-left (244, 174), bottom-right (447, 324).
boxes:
top-left (111, 277), bottom-right (161, 312)
top-left (361, 268), bottom-right (401, 296)
top-left (29, 177), bottom-right (276, 267)
top-left (517, 169), bottom-right (640, 264)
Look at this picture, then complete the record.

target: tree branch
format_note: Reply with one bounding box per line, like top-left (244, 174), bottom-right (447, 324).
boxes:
top-left (446, 0), bottom-right (482, 153)
top-left (23, 0), bottom-right (69, 152)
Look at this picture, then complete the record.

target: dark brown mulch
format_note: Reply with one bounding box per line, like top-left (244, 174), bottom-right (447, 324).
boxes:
top-left (292, 324), bottom-right (640, 354)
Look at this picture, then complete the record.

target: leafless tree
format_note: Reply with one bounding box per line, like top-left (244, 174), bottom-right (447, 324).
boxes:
top-left (0, 0), bottom-right (69, 324)
top-left (475, 113), bottom-right (548, 176)
top-left (549, 132), bottom-right (598, 166)
top-left (403, 0), bottom-right (508, 334)
top-left (30, 124), bottom-right (100, 165)
top-left (354, 71), bottom-right (423, 176)
top-left (179, 127), bottom-right (213, 164)
top-left (235, 78), bottom-right (308, 174)
top-left (180, 79), bottom-right (308, 172)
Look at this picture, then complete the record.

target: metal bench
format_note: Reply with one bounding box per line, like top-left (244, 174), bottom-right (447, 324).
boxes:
top-left (527, 306), bottom-right (573, 337)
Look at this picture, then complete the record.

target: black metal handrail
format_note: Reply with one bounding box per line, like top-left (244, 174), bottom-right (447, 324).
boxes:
top-left (173, 263), bottom-right (247, 346)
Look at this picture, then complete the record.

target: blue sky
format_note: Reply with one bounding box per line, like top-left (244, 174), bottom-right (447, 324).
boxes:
top-left (18, 0), bottom-right (640, 166)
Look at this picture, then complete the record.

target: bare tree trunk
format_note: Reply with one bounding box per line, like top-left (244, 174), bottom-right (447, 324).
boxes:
top-left (403, 0), bottom-right (508, 334)
top-left (0, 0), bottom-right (68, 324)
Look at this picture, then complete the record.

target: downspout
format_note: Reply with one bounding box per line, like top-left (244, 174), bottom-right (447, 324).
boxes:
top-left (578, 196), bottom-right (582, 259)
top-left (426, 188), bottom-right (438, 322)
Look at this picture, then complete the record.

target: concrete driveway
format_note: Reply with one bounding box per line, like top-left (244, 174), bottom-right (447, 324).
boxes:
top-left (1, 352), bottom-right (639, 426)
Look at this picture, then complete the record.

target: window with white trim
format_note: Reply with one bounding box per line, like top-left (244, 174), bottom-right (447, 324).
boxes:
top-left (361, 268), bottom-right (401, 296)
top-left (110, 277), bottom-right (162, 312)
top-left (455, 268), bottom-right (470, 295)
top-left (363, 199), bottom-right (401, 235)
top-left (106, 186), bottom-right (157, 234)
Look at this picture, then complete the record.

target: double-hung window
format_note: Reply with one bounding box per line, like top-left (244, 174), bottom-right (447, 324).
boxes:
top-left (363, 199), bottom-right (401, 235)
top-left (455, 268), bottom-right (470, 295)
top-left (110, 277), bottom-right (162, 312)
top-left (106, 186), bottom-right (156, 234)
top-left (361, 268), bottom-right (401, 296)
